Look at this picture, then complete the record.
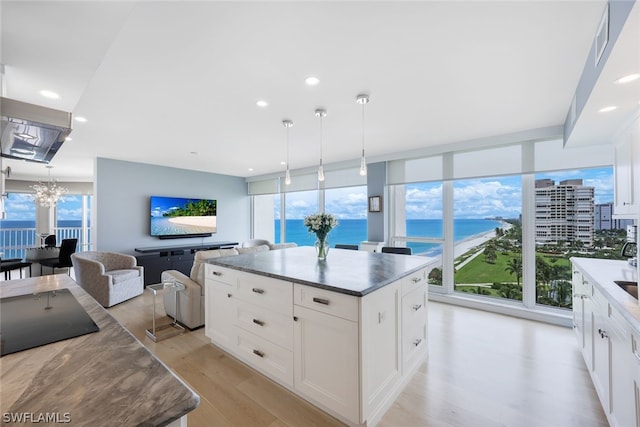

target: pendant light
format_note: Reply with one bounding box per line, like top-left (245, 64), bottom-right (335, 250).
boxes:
top-left (315, 108), bottom-right (326, 182)
top-left (282, 119), bottom-right (293, 185)
top-left (356, 94), bottom-right (369, 176)
top-left (31, 165), bottom-right (68, 207)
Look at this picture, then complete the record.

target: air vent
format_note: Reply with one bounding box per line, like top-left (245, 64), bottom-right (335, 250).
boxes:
top-left (594, 4), bottom-right (609, 66)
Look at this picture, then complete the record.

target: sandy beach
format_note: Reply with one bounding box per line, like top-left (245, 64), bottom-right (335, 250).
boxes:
top-left (418, 221), bottom-right (512, 268)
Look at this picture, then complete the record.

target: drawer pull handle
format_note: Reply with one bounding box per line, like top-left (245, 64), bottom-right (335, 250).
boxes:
top-left (252, 319), bottom-right (265, 326)
top-left (313, 297), bottom-right (330, 305)
top-left (412, 304), bottom-right (422, 311)
top-left (227, 293), bottom-right (232, 298)
top-left (413, 338), bottom-right (423, 347)
top-left (252, 288), bottom-right (265, 294)
top-left (212, 271), bottom-right (223, 276)
top-left (253, 349), bottom-right (264, 358)
top-left (598, 328), bottom-right (608, 339)
top-left (412, 277), bottom-right (422, 283)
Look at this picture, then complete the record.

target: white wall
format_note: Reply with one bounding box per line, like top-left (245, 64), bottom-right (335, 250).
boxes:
top-left (95, 158), bottom-right (250, 254)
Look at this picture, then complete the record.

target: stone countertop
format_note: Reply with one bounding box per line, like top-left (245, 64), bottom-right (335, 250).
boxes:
top-left (208, 246), bottom-right (430, 296)
top-left (0, 275), bottom-right (199, 426)
top-left (571, 257), bottom-right (640, 333)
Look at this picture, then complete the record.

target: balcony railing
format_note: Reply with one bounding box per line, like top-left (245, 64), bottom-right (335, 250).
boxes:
top-left (0, 227), bottom-right (93, 260)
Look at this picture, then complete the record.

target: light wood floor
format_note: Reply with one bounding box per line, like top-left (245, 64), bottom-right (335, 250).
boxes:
top-left (108, 294), bottom-right (609, 427)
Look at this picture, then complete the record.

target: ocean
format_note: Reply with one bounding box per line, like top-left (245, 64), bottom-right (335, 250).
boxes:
top-left (0, 220), bottom-right (85, 258)
top-left (275, 218), bottom-right (503, 256)
top-left (1, 219), bottom-right (502, 258)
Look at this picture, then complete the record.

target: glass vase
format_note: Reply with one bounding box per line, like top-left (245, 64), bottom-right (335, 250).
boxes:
top-left (315, 237), bottom-right (329, 260)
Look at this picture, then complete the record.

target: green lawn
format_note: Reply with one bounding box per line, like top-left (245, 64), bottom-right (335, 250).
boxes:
top-left (454, 248), bottom-right (571, 284)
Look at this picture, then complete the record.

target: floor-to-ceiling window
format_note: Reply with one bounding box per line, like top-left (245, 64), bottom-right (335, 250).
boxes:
top-left (251, 169), bottom-right (367, 247)
top-left (453, 175), bottom-right (523, 302)
top-left (0, 193), bottom-right (37, 258)
top-left (325, 186), bottom-right (367, 246)
top-left (533, 166), bottom-right (619, 310)
top-left (277, 189), bottom-right (319, 246)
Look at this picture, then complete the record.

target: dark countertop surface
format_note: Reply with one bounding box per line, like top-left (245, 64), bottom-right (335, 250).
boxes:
top-left (0, 275), bottom-right (199, 426)
top-left (208, 246), bottom-right (430, 296)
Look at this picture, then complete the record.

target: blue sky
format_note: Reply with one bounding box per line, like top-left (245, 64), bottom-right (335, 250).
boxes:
top-left (2, 193), bottom-right (85, 221)
top-left (282, 166), bottom-right (613, 220)
top-left (1, 166), bottom-right (614, 222)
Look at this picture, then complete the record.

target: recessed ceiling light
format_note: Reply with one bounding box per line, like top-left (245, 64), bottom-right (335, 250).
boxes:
top-left (74, 116), bottom-right (87, 123)
top-left (305, 76), bottom-right (320, 86)
top-left (40, 90), bottom-right (59, 99)
top-left (599, 106), bottom-right (618, 113)
top-left (65, 137), bottom-right (72, 141)
top-left (248, 168), bottom-right (254, 172)
top-left (615, 73), bottom-right (640, 84)
top-left (256, 100), bottom-right (268, 108)
top-left (280, 161), bottom-right (286, 165)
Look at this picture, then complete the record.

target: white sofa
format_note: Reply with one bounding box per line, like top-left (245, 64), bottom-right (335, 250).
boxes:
top-left (161, 243), bottom-right (297, 329)
top-left (71, 251), bottom-right (144, 307)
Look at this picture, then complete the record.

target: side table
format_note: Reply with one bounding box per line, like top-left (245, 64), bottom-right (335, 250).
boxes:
top-left (146, 281), bottom-right (185, 342)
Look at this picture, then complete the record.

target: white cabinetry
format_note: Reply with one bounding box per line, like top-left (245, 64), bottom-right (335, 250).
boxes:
top-left (293, 292), bottom-right (360, 423)
top-left (572, 261), bottom-right (640, 427)
top-left (613, 115), bottom-right (640, 218)
top-left (591, 285), bottom-right (610, 411)
top-left (205, 262), bottom-right (429, 426)
top-left (204, 265), bottom-right (237, 350)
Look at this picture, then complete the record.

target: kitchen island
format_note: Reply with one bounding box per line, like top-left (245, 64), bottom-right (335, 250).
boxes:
top-left (204, 246), bottom-right (430, 426)
top-left (0, 275), bottom-right (199, 426)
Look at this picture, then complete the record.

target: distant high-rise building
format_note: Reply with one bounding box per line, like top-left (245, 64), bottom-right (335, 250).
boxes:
top-left (535, 179), bottom-right (594, 246)
top-left (594, 202), bottom-right (635, 230)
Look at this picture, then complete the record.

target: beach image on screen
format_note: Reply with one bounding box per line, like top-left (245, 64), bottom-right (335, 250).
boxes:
top-left (150, 197), bottom-right (217, 236)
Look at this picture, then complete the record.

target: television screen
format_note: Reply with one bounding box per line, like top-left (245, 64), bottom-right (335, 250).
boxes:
top-left (150, 196), bottom-right (217, 238)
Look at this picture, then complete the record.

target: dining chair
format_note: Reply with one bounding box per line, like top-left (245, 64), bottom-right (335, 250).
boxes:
top-left (381, 246), bottom-right (412, 255)
top-left (40, 238), bottom-right (78, 275)
top-left (334, 244), bottom-right (359, 250)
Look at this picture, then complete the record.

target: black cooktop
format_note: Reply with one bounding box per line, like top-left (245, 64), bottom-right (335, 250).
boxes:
top-left (0, 289), bottom-right (100, 356)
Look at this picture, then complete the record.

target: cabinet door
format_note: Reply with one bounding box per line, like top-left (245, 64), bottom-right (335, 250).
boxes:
top-left (614, 132), bottom-right (636, 217)
top-left (293, 305), bottom-right (359, 424)
top-left (205, 281), bottom-right (236, 351)
top-left (609, 313), bottom-right (635, 427)
top-left (592, 289), bottom-right (610, 413)
top-left (572, 269), bottom-right (585, 348)
top-left (361, 281), bottom-right (400, 420)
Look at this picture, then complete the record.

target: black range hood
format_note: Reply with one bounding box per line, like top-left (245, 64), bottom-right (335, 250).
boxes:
top-left (0, 97), bottom-right (72, 164)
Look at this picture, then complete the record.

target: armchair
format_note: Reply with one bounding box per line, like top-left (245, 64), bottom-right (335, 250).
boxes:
top-left (161, 248), bottom-right (239, 329)
top-left (71, 252), bottom-right (144, 307)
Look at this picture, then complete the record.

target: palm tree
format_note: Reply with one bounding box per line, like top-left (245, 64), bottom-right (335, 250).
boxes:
top-left (504, 257), bottom-right (522, 286)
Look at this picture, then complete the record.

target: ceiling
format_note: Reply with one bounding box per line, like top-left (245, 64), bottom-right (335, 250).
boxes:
top-left (0, 1), bottom-right (623, 183)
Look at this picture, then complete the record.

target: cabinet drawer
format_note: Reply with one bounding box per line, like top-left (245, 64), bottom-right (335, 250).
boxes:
top-left (402, 286), bottom-right (427, 372)
top-left (294, 284), bottom-right (359, 321)
top-left (235, 327), bottom-right (293, 387)
top-left (205, 264), bottom-right (238, 286)
top-left (402, 286), bottom-right (427, 328)
top-left (237, 274), bottom-right (293, 315)
top-left (402, 268), bottom-right (427, 296)
top-left (402, 319), bottom-right (427, 372)
top-left (235, 299), bottom-right (293, 350)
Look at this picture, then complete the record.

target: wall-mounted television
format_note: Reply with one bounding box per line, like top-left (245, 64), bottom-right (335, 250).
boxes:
top-left (150, 196), bottom-right (217, 239)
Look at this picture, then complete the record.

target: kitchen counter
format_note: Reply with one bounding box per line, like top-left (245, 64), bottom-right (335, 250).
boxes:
top-left (0, 275), bottom-right (199, 426)
top-left (208, 245), bottom-right (431, 296)
top-left (571, 257), bottom-right (640, 332)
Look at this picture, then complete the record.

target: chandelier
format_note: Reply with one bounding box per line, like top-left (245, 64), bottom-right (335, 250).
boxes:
top-left (31, 166), bottom-right (68, 207)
